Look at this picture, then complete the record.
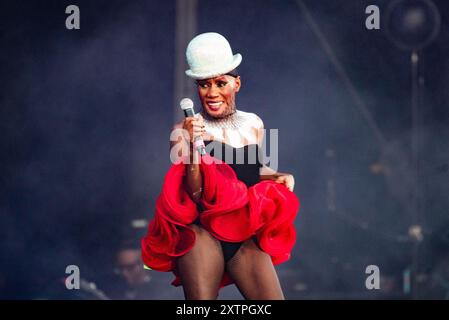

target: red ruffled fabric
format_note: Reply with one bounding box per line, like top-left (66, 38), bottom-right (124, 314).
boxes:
top-left (141, 154), bottom-right (300, 288)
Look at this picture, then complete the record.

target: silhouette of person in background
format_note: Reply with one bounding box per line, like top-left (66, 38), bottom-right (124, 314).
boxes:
top-left (112, 236), bottom-right (184, 300)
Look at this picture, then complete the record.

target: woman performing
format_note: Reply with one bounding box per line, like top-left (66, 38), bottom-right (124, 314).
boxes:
top-left (141, 32), bottom-right (300, 300)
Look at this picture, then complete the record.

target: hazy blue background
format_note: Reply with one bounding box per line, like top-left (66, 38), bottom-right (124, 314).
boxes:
top-left (1, 0), bottom-right (448, 299)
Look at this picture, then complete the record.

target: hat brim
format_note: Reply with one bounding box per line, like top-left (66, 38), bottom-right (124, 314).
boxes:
top-left (185, 53), bottom-right (242, 80)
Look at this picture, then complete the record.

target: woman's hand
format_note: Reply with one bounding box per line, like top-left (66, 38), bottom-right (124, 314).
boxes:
top-left (182, 114), bottom-right (205, 144)
top-left (275, 174), bottom-right (295, 192)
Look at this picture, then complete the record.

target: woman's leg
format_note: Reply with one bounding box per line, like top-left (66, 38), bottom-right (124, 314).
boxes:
top-left (176, 224), bottom-right (225, 300)
top-left (226, 238), bottom-right (285, 300)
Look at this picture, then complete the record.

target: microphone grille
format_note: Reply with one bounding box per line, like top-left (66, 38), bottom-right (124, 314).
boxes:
top-left (180, 98), bottom-right (194, 110)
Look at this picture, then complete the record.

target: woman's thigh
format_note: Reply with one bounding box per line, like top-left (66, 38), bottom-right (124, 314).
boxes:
top-left (225, 238), bottom-right (285, 300)
top-left (176, 224), bottom-right (225, 299)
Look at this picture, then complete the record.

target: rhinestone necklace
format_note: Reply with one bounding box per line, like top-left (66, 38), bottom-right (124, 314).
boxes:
top-left (201, 109), bottom-right (247, 130)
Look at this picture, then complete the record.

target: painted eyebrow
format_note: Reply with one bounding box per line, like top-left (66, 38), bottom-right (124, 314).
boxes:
top-left (197, 78), bottom-right (228, 85)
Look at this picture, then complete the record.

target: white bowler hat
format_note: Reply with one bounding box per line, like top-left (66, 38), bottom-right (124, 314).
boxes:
top-left (185, 32), bottom-right (242, 80)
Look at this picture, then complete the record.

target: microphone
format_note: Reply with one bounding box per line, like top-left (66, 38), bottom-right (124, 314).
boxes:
top-left (179, 98), bottom-right (206, 156)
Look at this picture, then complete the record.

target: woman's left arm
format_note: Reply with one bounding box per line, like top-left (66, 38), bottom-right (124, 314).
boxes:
top-left (256, 116), bottom-right (295, 192)
top-left (260, 167), bottom-right (295, 192)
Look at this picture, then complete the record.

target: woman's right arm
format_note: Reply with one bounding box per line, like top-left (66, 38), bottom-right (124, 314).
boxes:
top-left (169, 115), bottom-right (205, 203)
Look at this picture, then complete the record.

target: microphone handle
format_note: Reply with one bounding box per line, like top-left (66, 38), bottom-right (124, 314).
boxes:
top-left (194, 136), bottom-right (207, 156)
top-left (183, 109), bottom-right (195, 118)
top-left (184, 108), bottom-right (206, 156)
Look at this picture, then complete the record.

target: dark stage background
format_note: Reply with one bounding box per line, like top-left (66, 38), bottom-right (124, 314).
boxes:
top-left (1, 0), bottom-right (449, 299)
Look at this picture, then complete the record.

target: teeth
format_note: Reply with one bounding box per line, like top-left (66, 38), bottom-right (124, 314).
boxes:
top-left (208, 102), bottom-right (223, 107)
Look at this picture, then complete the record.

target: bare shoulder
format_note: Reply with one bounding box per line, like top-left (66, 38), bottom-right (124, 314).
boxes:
top-left (172, 119), bottom-right (184, 130)
top-left (169, 119), bottom-right (187, 149)
top-left (237, 110), bottom-right (264, 129)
